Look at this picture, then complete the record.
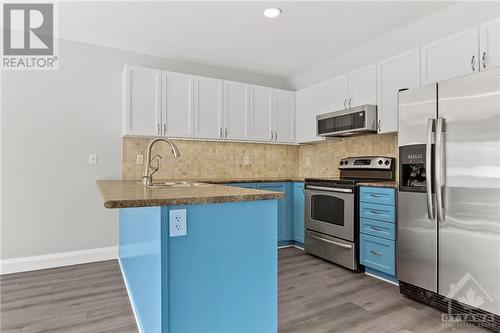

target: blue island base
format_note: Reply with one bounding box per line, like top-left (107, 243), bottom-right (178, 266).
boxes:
top-left (119, 200), bottom-right (278, 333)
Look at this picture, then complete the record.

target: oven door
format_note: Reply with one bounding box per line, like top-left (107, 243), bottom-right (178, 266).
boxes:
top-left (304, 186), bottom-right (354, 242)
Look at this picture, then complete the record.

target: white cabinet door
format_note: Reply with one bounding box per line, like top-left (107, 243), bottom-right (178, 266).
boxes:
top-left (194, 76), bottom-right (223, 139)
top-left (324, 74), bottom-right (349, 112)
top-left (296, 84), bottom-right (325, 144)
top-left (480, 17), bottom-right (500, 71)
top-left (122, 66), bottom-right (162, 136)
top-left (377, 48), bottom-right (421, 133)
top-left (349, 64), bottom-right (377, 107)
top-left (249, 85), bottom-right (273, 142)
top-left (274, 89), bottom-right (295, 143)
top-left (421, 26), bottom-right (479, 85)
top-left (162, 72), bottom-right (193, 137)
top-left (223, 81), bottom-right (249, 140)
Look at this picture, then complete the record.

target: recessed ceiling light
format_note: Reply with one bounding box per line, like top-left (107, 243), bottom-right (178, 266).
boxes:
top-left (264, 8), bottom-right (282, 18)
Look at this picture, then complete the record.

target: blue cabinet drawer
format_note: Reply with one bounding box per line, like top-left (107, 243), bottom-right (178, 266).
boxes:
top-left (360, 218), bottom-right (395, 241)
top-left (360, 202), bottom-right (395, 222)
top-left (360, 187), bottom-right (395, 206)
top-left (360, 234), bottom-right (395, 276)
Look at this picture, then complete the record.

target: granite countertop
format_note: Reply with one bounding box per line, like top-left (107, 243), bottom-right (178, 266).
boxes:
top-left (177, 177), bottom-right (306, 184)
top-left (97, 180), bottom-right (284, 209)
top-left (356, 181), bottom-right (398, 189)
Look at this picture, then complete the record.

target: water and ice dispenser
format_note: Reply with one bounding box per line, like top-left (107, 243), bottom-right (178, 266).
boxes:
top-left (399, 144), bottom-right (433, 193)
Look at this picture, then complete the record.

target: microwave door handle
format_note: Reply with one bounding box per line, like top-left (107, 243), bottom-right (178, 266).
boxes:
top-left (426, 118), bottom-right (434, 220)
top-left (435, 118), bottom-right (445, 222)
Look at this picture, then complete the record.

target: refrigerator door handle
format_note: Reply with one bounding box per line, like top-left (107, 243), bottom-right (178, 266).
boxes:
top-left (426, 118), bottom-right (435, 220)
top-left (435, 118), bottom-right (445, 222)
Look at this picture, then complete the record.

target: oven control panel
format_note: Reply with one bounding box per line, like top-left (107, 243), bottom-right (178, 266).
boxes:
top-left (339, 156), bottom-right (393, 170)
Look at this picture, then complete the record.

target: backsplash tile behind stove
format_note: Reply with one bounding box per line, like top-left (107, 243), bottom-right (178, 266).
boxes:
top-left (122, 133), bottom-right (397, 180)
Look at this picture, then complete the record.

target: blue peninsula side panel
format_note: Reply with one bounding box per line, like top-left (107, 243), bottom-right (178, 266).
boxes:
top-left (166, 199), bottom-right (278, 333)
top-left (119, 207), bottom-right (163, 333)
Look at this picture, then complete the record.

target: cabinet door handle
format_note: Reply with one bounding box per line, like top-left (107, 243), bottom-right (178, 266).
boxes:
top-left (348, 98), bottom-right (352, 109)
top-left (270, 131), bottom-right (274, 141)
top-left (274, 131), bottom-right (278, 142)
top-left (225, 128), bottom-right (228, 138)
top-left (163, 124), bottom-right (166, 135)
top-left (370, 250), bottom-right (383, 256)
top-left (343, 98), bottom-right (347, 109)
top-left (471, 55), bottom-right (476, 72)
top-left (377, 119), bottom-right (381, 132)
top-left (157, 123), bottom-right (161, 135)
top-left (482, 51), bottom-right (486, 69)
top-left (220, 128), bottom-right (223, 138)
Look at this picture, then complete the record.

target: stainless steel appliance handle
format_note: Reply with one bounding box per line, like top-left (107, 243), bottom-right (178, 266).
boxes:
top-left (435, 118), bottom-right (445, 222)
top-left (426, 118), bottom-right (435, 220)
top-left (309, 234), bottom-right (353, 249)
top-left (306, 186), bottom-right (353, 193)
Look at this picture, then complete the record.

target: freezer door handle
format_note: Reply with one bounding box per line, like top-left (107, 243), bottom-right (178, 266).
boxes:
top-left (435, 118), bottom-right (445, 222)
top-left (426, 118), bottom-right (435, 220)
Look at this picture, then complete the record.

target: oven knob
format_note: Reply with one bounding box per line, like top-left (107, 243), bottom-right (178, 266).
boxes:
top-left (344, 161), bottom-right (348, 165)
top-left (385, 160), bottom-right (390, 165)
top-left (340, 161), bottom-right (344, 165)
top-left (378, 160), bottom-right (383, 165)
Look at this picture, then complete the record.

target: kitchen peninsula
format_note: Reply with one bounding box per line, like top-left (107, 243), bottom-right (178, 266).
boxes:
top-left (97, 180), bottom-right (283, 333)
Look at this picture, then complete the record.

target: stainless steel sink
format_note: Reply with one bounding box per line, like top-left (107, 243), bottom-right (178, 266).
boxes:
top-left (146, 181), bottom-right (214, 188)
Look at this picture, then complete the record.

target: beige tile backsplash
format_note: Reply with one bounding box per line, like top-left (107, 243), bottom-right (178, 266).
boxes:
top-left (122, 133), bottom-right (397, 180)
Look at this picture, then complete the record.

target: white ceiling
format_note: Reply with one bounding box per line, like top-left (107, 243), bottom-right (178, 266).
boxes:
top-left (60, 1), bottom-right (454, 79)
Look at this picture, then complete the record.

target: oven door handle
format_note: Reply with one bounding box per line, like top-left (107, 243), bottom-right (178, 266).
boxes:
top-left (309, 234), bottom-right (353, 249)
top-left (305, 186), bottom-right (353, 193)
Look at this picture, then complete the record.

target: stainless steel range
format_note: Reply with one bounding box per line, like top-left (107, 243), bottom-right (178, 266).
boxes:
top-left (304, 156), bottom-right (395, 271)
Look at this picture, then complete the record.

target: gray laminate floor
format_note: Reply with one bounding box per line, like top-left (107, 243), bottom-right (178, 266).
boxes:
top-left (1, 248), bottom-right (489, 333)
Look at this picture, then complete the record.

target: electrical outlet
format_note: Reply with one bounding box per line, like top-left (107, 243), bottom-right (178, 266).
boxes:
top-left (169, 209), bottom-right (187, 237)
top-left (243, 155), bottom-right (251, 166)
top-left (136, 154), bottom-right (144, 165)
top-left (89, 153), bottom-right (97, 165)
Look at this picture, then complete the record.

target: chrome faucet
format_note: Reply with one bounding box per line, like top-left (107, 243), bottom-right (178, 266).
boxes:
top-left (143, 138), bottom-right (180, 187)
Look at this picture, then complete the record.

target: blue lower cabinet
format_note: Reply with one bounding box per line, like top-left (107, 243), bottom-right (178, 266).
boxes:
top-left (257, 183), bottom-right (292, 243)
top-left (360, 218), bottom-right (395, 241)
top-left (360, 202), bottom-right (395, 222)
top-left (360, 233), bottom-right (395, 276)
top-left (292, 183), bottom-right (304, 245)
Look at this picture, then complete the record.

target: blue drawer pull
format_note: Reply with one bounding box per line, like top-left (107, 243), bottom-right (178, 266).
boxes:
top-left (370, 194), bottom-right (384, 197)
top-left (370, 226), bottom-right (383, 231)
top-left (370, 210), bottom-right (383, 215)
top-left (370, 250), bottom-right (383, 256)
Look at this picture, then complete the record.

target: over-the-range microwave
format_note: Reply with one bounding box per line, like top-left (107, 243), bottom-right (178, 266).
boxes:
top-left (316, 104), bottom-right (377, 137)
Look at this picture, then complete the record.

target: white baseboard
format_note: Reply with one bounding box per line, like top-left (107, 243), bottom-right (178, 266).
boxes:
top-left (365, 271), bottom-right (400, 286)
top-left (0, 246), bottom-right (118, 275)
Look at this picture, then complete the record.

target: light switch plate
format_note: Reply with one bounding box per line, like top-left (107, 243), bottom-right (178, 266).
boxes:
top-left (169, 209), bottom-right (187, 237)
top-left (89, 153), bottom-right (97, 165)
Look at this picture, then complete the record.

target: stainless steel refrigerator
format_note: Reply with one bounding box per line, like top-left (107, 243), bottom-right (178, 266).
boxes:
top-left (397, 68), bottom-right (500, 321)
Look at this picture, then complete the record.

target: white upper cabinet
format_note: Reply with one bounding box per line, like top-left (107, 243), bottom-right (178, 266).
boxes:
top-left (162, 72), bottom-right (193, 138)
top-left (273, 89), bottom-right (295, 143)
top-left (249, 85), bottom-right (273, 142)
top-left (480, 17), bottom-right (500, 71)
top-left (377, 48), bottom-right (421, 134)
top-left (324, 74), bottom-right (349, 111)
top-left (349, 64), bottom-right (377, 107)
top-left (223, 81), bottom-right (249, 140)
top-left (123, 66), bottom-right (162, 136)
top-left (296, 84), bottom-right (325, 144)
top-left (421, 26), bottom-right (479, 85)
top-left (194, 76), bottom-right (223, 139)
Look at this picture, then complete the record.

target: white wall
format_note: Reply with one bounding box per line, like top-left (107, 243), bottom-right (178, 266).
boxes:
top-left (289, 2), bottom-right (500, 90)
top-left (0, 39), bottom-right (289, 261)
